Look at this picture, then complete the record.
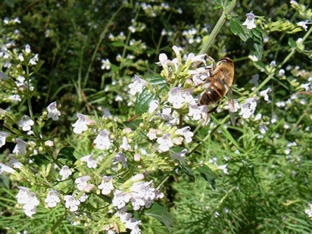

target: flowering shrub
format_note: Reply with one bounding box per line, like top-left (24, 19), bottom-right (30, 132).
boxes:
top-left (1, 0), bottom-right (312, 233)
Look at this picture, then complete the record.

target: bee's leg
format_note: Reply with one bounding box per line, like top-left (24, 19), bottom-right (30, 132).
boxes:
top-left (206, 56), bottom-right (216, 70)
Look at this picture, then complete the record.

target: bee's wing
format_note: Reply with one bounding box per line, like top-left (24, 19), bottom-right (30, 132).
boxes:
top-left (227, 88), bottom-right (236, 126)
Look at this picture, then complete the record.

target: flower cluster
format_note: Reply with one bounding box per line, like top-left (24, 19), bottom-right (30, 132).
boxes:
top-left (16, 187), bottom-right (40, 217)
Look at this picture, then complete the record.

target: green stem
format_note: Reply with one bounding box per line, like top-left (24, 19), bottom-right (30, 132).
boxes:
top-left (250, 26), bottom-right (312, 97)
top-left (26, 65), bottom-right (34, 120)
top-left (199, 0), bottom-right (237, 55)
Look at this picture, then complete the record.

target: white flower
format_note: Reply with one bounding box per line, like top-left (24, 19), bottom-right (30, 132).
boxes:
top-left (59, 165), bottom-right (72, 180)
top-left (228, 99), bottom-right (240, 112)
top-left (148, 100), bottom-right (159, 113)
top-left (297, 20), bottom-right (309, 31)
top-left (79, 193), bottom-right (88, 203)
top-left (130, 180), bottom-right (163, 210)
top-left (243, 12), bottom-right (257, 29)
top-left (29, 54), bottom-right (39, 65)
top-left (168, 87), bottom-right (185, 109)
top-left (305, 203), bottom-right (312, 218)
top-left (98, 176), bottom-right (114, 195)
top-left (64, 195), bottom-right (80, 212)
top-left (47, 102), bottom-right (61, 120)
top-left (13, 138), bottom-right (27, 156)
top-left (255, 113), bottom-right (262, 121)
top-left (259, 87), bottom-right (271, 102)
top-left (301, 83), bottom-right (311, 91)
top-left (25, 44), bottom-right (31, 54)
top-left (75, 176), bottom-right (93, 192)
top-left (113, 152), bottom-right (128, 168)
top-left (0, 163), bottom-right (16, 174)
top-left (278, 69), bottom-right (285, 76)
top-left (18, 53), bottom-right (24, 61)
top-left (94, 130), bottom-right (112, 150)
top-left (128, 75), bottom-right (147, 96)
top-left (72, 113), bottom-right (91, 134)
top-left (147, 128), bottom-right (161, 140)
top-left (45, 190), bottom-right (60, 208)
top-left (239, 98), bottom-right (257, 119)
top-left (16, 187), bottom-right (40, 217)
top-left (80, 153), bottom-right (98, 168)
top-left (121, 136), bottom-right (131, 151)
top-left (9, 94), bottom-right (21, 102)
top-left (101, 59), bottom-right (111, 70)
top-left (8, 156), bottom-right (22, 169)
top-left (157, 134), bottom-right (173, 152)
top-left (176, 126), bottom-right (194, 143)
top-left (18, 115), bottom-right (34, 131)
top-left (188, 105), bottom-right (207, 121)
top-left (172, 149), bottom-right (188, 160)
top-left (0, 131), bottom-right (10, 148)
top-left (248, 55), bottom-right (258, 61)
top-left (112, 190), bottom-right (131, 209)
top-left (259, 124), bottom-right (268, 134)
top-left (218, 164), bottom-right (229, 174)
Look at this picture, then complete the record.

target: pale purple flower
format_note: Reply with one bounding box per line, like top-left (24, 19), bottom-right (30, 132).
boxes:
top-left (259, 87), bottom-right (271, 102)
top-left (172, 149), bottom-right (188, 160)
top-left (64, 195), bottom-right (80, 212)
top-left (188, 105), bottom-right (207, 121)
top-left (0, 163), bottom-right (15, 174)
top-left (121, 136), bottom-right (131, 151)
top-left (59, 165), bottom-right (72, 180)
top-left (147, 128), bottom-right (160, 140)
top-left (0, 131), bottom-right (10, 148)
top-left (128, 75), bottom-right (147, 96)
top-left (13, 138), bottom-right (27, 156)
top-left (98, 176), bottom-right (114, 195)
top-left (80, 153), bottom-right (98, 169)
top-left (243, 12), bottom-right (256, 29)
top-left (75, 176), bottom-right (93, 192)
top-left (101, 59), bottom-right (111, 70)
top-left (297, 20), bottom-right (309, 31)
top-left (94, 130), bottom-right (112, 150)
top-left (112, 190), bottom-right (131, 209)
top-left (18, 115), bottom-right (34, 132)
top-left (16, 186), bottom-right (40, 217)
top-left (176, 126), bottom-right (194, 143)
top-left (168, 87), bottom-right (185, 109)
top-left (45, 190), bottom-right (60, 208)
top-left (47, 102), bottom-right (61, 121)
top-left (113, 152), bottom-right (128, 168)
top-left (157, 134), bottom-right (173, 152)
top-left (148, 100), bottom-right (159, 113)
top-left (239, 98), bottom-right (257, 119)
top-left (72, 113), bottom-right (91, 134)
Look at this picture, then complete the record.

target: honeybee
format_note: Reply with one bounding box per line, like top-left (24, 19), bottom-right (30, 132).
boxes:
top-left (199, 57), bottom-right (236, 124)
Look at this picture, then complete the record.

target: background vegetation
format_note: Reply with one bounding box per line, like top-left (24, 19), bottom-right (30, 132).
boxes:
top-left (0, 0), bottom-right (311, 233)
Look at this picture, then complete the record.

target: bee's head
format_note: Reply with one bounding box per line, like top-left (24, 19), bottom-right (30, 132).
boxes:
top-left (217, 57), bottom-right (234, 67)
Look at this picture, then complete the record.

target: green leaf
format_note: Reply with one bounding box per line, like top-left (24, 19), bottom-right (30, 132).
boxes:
top-left (229, 18), bottom-right (252, 42)
top-left (135, 88), bottom-right (156, 114)
top-left (57, 147), bottom-right (76, 161)
top-left (145, 203), bottom-right (173, 230)
top-left (147, 75), bottom-right (168, 92)
top-left (197, 164), bottom-right (216, 189)
top-left (31, 154), bottom-right (50, 165)
top-left (110, 41), bottom-right (125, 47)
top-left (265, 19), bottom-right (302, 34)
top-left (288, 38), bottom-right (297, 48)
top-left (179, 162), bottom-right (195, 181)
